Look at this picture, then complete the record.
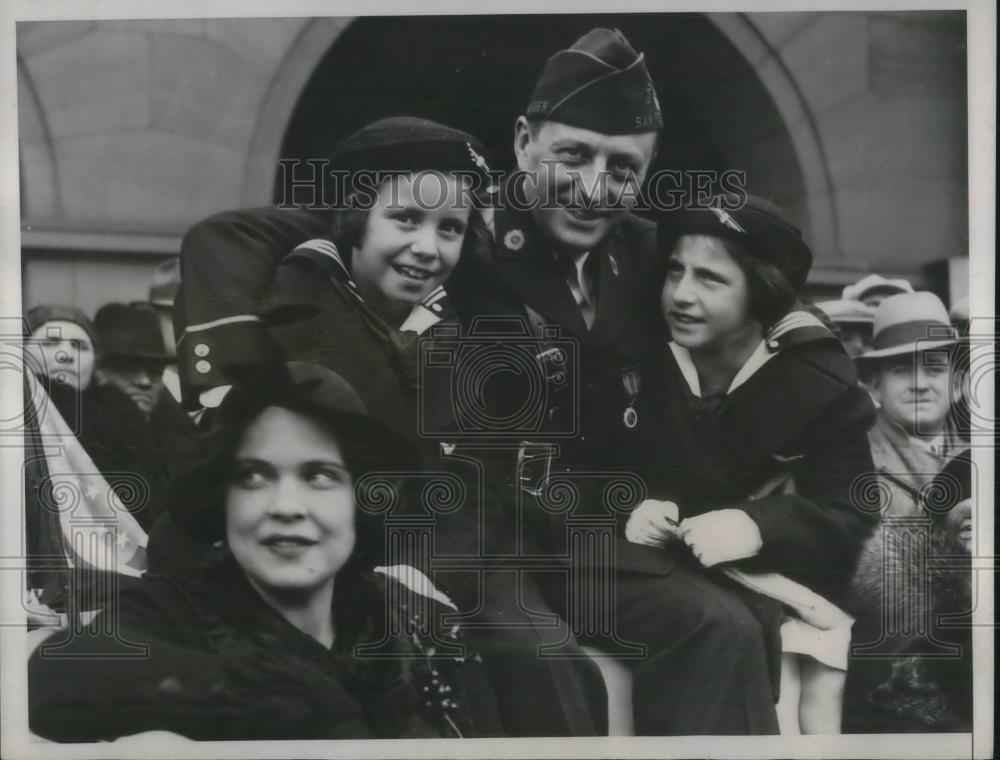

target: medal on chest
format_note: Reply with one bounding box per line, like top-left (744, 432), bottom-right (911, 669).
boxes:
top-left (621, 368), bottom-right (641, 429)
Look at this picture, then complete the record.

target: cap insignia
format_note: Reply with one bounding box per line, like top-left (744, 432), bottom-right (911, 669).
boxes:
top-left (467, 142), bottom-right (499, 196)
top-left (709, 203), bottom-right (746, 233)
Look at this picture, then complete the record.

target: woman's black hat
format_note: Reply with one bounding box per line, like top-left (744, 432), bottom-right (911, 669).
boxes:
top-left (25, 304), bottom-right (98, 347)
top-left (168, 361), bottom-right (415, 546)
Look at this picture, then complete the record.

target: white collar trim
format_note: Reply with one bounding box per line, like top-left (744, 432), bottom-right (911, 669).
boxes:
top-left (669, 339), bottom-right (775, 397)
top-left (399, 303), bottom-right (444, 335)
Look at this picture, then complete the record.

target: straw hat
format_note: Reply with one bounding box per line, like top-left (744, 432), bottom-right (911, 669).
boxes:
top-left (856, 291), bottom-right (958, 361)
top-left (842, 273), bottom-right (914, 303)
top-left (815, 299), bottom-right (874, 327)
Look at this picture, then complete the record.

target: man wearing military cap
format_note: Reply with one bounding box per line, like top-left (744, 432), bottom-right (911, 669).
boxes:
top-left (171, 28), bottom-right (663, 737)
top-left (446, 24), bottom-right (662, 477)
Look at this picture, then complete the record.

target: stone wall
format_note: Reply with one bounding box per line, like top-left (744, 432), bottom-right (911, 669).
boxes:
top-left (17, 12), bottom-right (968, 311)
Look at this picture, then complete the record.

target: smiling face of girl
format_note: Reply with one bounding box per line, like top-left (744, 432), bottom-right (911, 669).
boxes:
top-left (350, 172), bottom-right (472, 310)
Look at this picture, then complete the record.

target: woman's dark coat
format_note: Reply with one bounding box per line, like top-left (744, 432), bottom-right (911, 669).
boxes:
top-left (29, 555), bottom-right (501, 741)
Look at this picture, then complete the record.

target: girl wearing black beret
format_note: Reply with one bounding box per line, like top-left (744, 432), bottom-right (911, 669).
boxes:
top-left (608, 195), bottom-right (878, 734)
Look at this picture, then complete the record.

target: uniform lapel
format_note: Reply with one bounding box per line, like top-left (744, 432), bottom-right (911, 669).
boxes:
top-left (491, 178), bottom-right (588, 338)
top-left (587, 227), bottom-right (635, 348)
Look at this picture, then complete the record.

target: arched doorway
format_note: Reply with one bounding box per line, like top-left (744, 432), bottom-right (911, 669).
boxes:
top-left (276, 13), bottom-right (809, 230)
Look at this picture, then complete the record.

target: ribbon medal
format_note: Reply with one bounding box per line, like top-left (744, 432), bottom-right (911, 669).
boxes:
top-left (621, 368), bottom-right (641, 429)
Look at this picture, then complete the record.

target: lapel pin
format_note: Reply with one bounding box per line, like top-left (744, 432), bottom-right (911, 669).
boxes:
top-left (504, 229), bottom-right (525, 251)
top-left (609, 254), bottom-right (619, 276)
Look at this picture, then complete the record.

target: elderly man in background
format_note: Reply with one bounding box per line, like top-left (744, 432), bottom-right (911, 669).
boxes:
top-left (855, 291), bottom-right (965, 517)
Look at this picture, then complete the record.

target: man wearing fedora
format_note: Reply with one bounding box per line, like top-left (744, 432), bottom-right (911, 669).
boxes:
top-left (845, 293), bottom-right (970, 732)
top-left (855, 291), bottom-right (966, 517)
top-left (92, 302), bottom-right (202, 532)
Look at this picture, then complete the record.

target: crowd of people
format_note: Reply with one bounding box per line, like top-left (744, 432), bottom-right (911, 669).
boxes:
top-left (23, 27), bottom-right (974, 742)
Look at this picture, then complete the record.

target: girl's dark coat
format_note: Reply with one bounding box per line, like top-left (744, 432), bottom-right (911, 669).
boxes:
top-left (620, 329), bottom-right (879, 662)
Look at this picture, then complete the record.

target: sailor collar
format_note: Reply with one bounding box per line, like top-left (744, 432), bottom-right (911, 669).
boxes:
top-left (669, 310), bottom-right (830, 397)
top-left (669, 339), bottom-right (774, 398)
top-left (292, 238), bottom-right (449, 335)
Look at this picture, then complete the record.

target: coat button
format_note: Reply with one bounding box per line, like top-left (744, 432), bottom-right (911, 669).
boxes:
top-left (431, 303), bottom-right (442, 313)
top-left (195, 360), bottom-right (212, 374)
top-left (157, 676), bottom-right (183, 695)
top-left (194, 343), bottom-right (210, 357)
top-left (767, 339), bottom-right (780, 350)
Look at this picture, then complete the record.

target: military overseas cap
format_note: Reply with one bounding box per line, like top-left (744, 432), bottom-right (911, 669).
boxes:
top-left (526, 28), bottom-right (663, 134)
top-left (658, 193), bottom-right (814, 291)
top-left (329, 115), bottom-right (492, 179)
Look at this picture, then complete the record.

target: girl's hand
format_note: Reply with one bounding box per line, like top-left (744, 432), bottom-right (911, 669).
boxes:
top-left (677, 509), bottom-right (762, 567)
top-left (625, 499), bottom-right (680, 546)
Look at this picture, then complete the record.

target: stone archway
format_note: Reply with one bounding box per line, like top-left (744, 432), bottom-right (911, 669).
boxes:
top-left (240, 17), bottom-right (354, 206)
top-left (707, 13), bottom-right (839, 260)
top-left (247, 14), bottom-right (822, 248)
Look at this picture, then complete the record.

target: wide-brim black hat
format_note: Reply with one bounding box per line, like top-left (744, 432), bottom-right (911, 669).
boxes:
top-left (94, 301), bottom-right (173, 362)
top-left (657, 193), bottom-right (814, 291)
top-left (168, 360), bottom-right (417, 545)
top-left (329, 115), bottom-right (492, 181)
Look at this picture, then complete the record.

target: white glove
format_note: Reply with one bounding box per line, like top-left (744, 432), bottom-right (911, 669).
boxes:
top-left (677, 509), bottom-right (763, 567)
top-left (625, 499), bottom-right (680, 546)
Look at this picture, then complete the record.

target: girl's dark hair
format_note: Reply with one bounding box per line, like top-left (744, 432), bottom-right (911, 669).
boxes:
top-left (721, 238), bottom-right (799, 330)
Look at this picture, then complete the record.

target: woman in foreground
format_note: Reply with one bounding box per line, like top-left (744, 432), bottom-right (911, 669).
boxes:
top-left (29, 361), bottom-right (501, 741)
